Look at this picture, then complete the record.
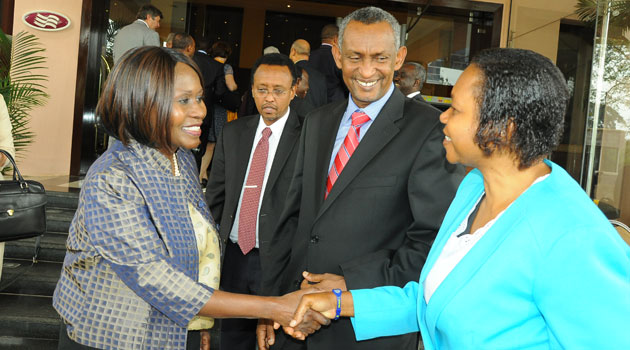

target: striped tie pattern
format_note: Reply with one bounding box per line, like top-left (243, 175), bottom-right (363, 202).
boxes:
top-left (238, 127), bottom-right (272, 254)
top-left (326, 111), bottom-right (371, 198)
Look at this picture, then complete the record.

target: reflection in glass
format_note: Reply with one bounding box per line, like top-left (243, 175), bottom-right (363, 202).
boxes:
top-left (585, 0), bottom-right (630, 224)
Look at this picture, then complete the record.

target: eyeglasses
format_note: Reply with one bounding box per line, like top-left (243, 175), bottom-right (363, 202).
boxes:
top-left (253, 88), bottom-right (289, 98)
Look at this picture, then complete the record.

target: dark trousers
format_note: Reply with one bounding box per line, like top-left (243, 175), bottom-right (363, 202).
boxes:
top-left (58, 322), bottom-right (201, 349)
top-left (220, 240), bottom-right (262, 350)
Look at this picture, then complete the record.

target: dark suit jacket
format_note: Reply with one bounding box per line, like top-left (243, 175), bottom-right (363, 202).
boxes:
top-left (192, 51), bottom-right (225, 138)
top-left (266, 90), bottom-right (464, 350)
top-left (290, 97), bottom-right (314, 120)
top-left (411, 92), bottom-right (428, 104)
top-left (295, 60), bottom-right (327, 109)
top-left (308, 44), bottom-right (347, 103)
top-left (205, 110), bottom-right (303, 280)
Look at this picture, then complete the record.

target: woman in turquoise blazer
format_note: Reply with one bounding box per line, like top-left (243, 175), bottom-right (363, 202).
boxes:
top-left (290, 48), bottom-right (630, 349)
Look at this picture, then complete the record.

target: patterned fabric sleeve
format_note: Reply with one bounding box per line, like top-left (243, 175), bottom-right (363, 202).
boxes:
top-left (82, 170), bottom-right (213, 328)
top-left (224, 63), bottom-right (234, 75)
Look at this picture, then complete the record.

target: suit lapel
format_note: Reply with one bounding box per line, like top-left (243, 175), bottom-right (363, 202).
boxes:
top-left (229, 117), bottom-right (258, 212)
top-left (317, 90), bottom-right (405, 218)
top-left (264, 111), bottom-right (301, 196)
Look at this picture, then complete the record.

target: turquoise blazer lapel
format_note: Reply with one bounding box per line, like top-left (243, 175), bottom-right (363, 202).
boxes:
top-left (419, 165), bottom-right (555, 344)
top-left (418, 169), bottom-right (484, 347)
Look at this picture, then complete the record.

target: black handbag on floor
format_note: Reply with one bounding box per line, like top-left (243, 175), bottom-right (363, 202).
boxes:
top-left (0, 149), bottom-right (47, 242)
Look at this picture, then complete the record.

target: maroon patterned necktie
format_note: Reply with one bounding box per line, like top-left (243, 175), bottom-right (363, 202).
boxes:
top-left (238, 127), bottom-right (272, 254)
top-left (326, 111), bottom-right (370, 198)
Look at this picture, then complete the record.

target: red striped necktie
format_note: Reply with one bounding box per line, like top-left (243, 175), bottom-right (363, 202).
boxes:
top-left (238, 127), bottom-right (272, 254)
top-left (325, 111), bottom-right (371, 198)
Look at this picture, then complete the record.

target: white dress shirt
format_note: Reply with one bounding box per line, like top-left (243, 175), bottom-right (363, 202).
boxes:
top-left (228, 108), bottom-right (291, 247)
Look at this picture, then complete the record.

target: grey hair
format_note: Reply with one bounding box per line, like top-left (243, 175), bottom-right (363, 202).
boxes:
top-left (405, 61), bottom-right (427, 84)
top-left (338, 7), bottom-right (401, 50)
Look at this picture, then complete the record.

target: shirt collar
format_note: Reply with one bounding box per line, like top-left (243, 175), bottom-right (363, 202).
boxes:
top-left (136, 19), bottom-right (150, 28)
top-left (345, 83), bottom-right (395, 121)
top-left (257, 107), bottom-right (291, 137)
top-left (407, 91), bottom-right (421, 98)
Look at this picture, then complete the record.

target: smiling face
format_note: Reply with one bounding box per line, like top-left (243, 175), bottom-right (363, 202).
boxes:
top-left (333, 20), bottom-right (406, 108)
top-left (169, 62), bottom-right (206, 152)
top-left (252, 64), bottom-right (296, 125)
top-left (439, 65), bottom-right (485, 167)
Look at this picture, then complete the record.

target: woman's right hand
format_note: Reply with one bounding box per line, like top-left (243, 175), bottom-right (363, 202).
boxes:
top-left (290, 292), bottom-right (338, 328)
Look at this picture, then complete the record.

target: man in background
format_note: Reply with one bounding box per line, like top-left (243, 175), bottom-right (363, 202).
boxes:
top-left (171, 32), bottom-right (195, 57)
top-left (394, 61), bottom-right (428, 103)
top-left (192, 38), bottom-right (228, 175)
top-left (309, 24), bottom-right (347, 103)
top-left (263, 46), bottom-right (280, 55)
top-left (290, 66), bottom-right (314, 118)
top-left (112, 4), bottom-right (162, 63)
top-left (289, 39), bottom-right (327, 109)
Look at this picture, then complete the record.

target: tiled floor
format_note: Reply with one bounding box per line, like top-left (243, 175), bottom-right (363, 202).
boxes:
top-left (20, 175), bottom-right (84, 193)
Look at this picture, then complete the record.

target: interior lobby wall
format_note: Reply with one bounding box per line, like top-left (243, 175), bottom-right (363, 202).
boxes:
top-left (9, 0), bottom-right (585, 176)
top-left (12, 0), bottom-right (82, 176)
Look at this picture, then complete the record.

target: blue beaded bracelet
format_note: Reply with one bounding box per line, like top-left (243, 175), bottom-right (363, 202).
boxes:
top-left (332, 288), bottom-right (342, 320)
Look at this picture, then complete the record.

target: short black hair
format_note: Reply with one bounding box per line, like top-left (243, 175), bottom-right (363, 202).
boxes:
top-left (471, 48), bottom-right (569, 169)
top-left (250, 53), bottom-right (298, 86)
top-left (321, 24), bottom-right (339, 40)
top-left (210, 41), bottom-right (232, 58)
top-left (98, 47), bottom-right (203, 151)
top-left (136, 5), bottom-right (162, 20)
top-left (196, 37), bottom-right (211, 52)
top-left (171, 32), bottom-right (193, 50)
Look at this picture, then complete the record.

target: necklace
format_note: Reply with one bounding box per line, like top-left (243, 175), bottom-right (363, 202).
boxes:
top-left (173, 152), bottom-right (181, 176)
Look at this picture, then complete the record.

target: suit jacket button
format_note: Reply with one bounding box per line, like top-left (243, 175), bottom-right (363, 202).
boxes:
top-left (310, 235), bottom-right (319, 243)
top-left (294, 279), bottom-right (301, 288)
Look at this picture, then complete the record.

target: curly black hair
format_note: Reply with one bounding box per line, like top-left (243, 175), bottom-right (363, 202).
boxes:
top-left (471, 48), bottom-right (569, 169)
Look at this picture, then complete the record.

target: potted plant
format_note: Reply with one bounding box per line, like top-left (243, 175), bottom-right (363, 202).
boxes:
top-left (0, 28), bottom-right (49, 171)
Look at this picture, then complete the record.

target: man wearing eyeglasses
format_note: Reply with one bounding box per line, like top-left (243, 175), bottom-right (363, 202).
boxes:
top-left (205, 53), bottom-right (305, 350)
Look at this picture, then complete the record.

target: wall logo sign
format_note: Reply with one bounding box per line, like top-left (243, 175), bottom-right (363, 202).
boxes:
top-left (22, 11), bottom-right (71, 31)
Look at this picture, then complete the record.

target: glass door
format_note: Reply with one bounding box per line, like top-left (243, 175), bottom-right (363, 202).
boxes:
top-left (584, 0), bottom-right (630, 224)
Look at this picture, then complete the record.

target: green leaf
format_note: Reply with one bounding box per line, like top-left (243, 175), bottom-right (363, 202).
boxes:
top-left (0, 28), bottom-right (49, 156)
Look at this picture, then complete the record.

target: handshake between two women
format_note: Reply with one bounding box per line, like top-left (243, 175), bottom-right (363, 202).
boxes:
top-left (255, 271), bottom-right (351, 350)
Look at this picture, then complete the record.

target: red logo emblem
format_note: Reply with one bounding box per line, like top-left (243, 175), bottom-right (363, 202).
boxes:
top-left (22, 11), bottom-right (71, 31)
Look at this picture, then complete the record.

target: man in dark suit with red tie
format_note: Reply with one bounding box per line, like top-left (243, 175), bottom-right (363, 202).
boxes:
top-left (205, 53), bottom-right (304, 350)
top-left (257, 6), bottom-right (464, 350)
